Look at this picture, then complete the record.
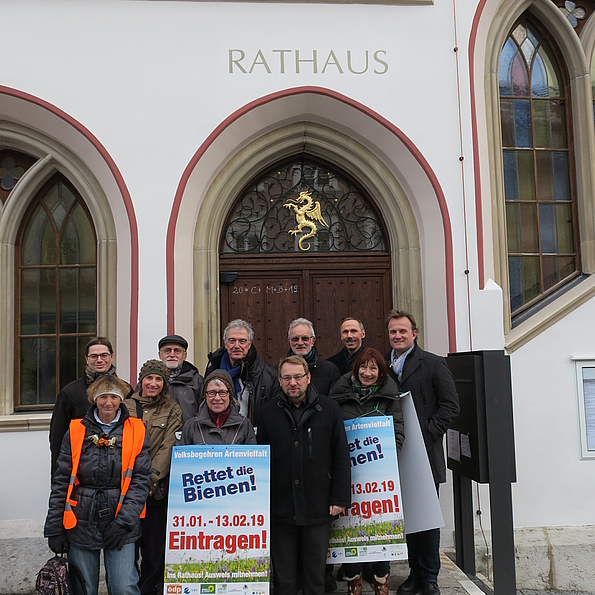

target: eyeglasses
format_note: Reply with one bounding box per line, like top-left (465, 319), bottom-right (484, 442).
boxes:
top-left (290, 336), bottom-right (313, 343)
top-left (280, 373), bottom-right (308, 382)
top-left (87, 352), bottom-right (111, 361)
top-left (226, 338), bottom-right (248, 346)
top-left (160, 347), bottom-right (185, 355)
top-left (206, 390), bottom-right (230, 399)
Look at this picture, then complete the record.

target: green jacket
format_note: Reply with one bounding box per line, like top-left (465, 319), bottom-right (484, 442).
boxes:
top-left (125, 391), bottom-right (182, 502)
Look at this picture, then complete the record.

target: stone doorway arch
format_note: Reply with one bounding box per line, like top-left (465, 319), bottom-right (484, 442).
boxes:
top-left (190, 122), bottom-right (422, 366)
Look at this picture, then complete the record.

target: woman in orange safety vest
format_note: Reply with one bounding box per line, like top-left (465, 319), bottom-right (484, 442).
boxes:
top-left (44, 374), bottom-right (151, 595)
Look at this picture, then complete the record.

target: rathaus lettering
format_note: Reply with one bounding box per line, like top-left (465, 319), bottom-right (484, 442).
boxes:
top-left (229, 49), bottom-right (388, 75)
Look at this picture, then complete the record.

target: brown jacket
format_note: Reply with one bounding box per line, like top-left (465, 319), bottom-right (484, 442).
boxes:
top-left (125, 391), bottom-right (182, 501)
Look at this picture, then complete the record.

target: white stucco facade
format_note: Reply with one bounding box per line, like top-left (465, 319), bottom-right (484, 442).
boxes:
top-left (1, 0), bottom-right (594, 591)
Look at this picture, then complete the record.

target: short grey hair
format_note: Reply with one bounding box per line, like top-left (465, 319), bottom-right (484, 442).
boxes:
top-left (288, 318), bottom-right (315, 339)
top-left (223, 319), bottom-right (254, 343)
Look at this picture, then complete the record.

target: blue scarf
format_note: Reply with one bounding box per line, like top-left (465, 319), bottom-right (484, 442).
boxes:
top-left (221, 351), bottom-right (242, 397)
top-left (391, 344), bottom-right (415, 382)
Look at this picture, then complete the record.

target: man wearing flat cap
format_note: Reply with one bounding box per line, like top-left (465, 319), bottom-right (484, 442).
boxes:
top-left (158, 334), bottom-right (204, 425)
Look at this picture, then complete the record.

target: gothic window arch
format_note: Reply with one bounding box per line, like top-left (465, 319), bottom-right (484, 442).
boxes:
top-left (0, 121), bottom-right (119, 419)
top-left (499, 15), bottom-right (580, 319)
top-left (221, 155), bottom-right (388, 255)
top-left (16, 174), bottom-right (97, 409)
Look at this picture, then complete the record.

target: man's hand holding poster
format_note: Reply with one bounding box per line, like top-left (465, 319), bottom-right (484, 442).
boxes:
top-left (329, 416), bottom-right (406, 563)
top-left (164, 445), bottom-right (270, 595)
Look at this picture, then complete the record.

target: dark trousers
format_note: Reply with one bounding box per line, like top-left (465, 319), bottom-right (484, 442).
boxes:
top-left (405, 528), bottom-right (441, 583)
top-left (272, 521), bottom-right (331, 595)
top-left (136, 503), bottom-right (167, 595)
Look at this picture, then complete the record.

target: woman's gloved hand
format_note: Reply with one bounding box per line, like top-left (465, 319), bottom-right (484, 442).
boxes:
top-left (48, 534), bottom-right (69, 553)
top-left (103, 521), bottom-right (129, 551)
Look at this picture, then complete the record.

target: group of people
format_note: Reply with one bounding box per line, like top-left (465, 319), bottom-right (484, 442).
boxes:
top-left (44, 311), bottom-right (459, 595)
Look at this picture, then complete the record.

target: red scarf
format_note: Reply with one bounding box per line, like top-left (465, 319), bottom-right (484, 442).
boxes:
top-left (209, 406), bottom-right (231, 429)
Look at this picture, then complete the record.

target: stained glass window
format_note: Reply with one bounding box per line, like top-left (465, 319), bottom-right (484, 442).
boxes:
top-left (499, 19), bottom-right (579, 316)
top-left (0, 150), bottom-right (36, 203)
top-left (16, 175), bottom-right (96, 409)
top-left (221, 156), bottom-right (387, 254)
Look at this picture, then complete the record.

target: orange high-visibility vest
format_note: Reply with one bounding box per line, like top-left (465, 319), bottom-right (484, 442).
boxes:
top-left (63, 417), bottom-right (147, 530)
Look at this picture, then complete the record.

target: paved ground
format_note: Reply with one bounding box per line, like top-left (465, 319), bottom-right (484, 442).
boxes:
top-left (327, 554), bottom-right (595, 595)
top-left (19, 552), bottom-right (595, 595)
top-left (328, 554), bottom-right (486, 595)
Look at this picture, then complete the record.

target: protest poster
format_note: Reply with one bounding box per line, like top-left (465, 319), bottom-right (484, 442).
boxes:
top-left (328, 416), bottom-right (406, 564)
top-left (164, 445), bottom-right (270, 595)
top-left (398, 392), bottom-right (444, 534)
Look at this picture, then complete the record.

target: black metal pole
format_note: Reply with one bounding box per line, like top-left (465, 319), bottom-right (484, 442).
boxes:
top-left (453, 470), bottom-right (476, 574)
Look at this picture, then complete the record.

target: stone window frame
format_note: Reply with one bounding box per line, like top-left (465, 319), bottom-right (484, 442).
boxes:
top-left (571, 356), bottom-right (595, 459)
top-left (485, 0), bottom-right (595, 352)
top-left (190, 122), bottom-right (423, 367)
top-left (0, 121), bottom-right (117, 427)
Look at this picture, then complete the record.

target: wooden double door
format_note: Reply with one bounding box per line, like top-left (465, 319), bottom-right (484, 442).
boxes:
top-left (220, 255), bottom-right (393, 366)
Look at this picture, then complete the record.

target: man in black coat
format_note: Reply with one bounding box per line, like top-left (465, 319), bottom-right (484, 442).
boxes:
top-left (48, 337), bottom-right (132, 476)
top-left (158, 334), bottom-right (204, 425)
top-left (205, 319), bottom-right (278, 428)
top-left (327, 317), bottom-right (366, 376)
top-left (288, 318), bottom-right (340, 396)
top-left (258, 355), bottom-right (351, 595)
top-left (384, 310), bottom-right (459, 595)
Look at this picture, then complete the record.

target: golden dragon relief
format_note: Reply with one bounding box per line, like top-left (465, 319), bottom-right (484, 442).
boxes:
top-left (283, 191), bottom-right (329, 251)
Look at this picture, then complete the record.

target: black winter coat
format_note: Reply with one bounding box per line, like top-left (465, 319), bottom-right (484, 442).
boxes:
top-left (169, 361), bottom-right (204, 425)
top-left (205, 345), bottom-right (279, 428)
top-left (327, 345), bottom-right (365, 376)
top-left (49, 371), bottom-right (133, 476)
top-left (257, 386), bottom-right (351, 526)
top-left (44, 405), bottom-right (151, 549)
top-left (288, 347), bottom-right (340, 396)
top-left (385, 343), bottom-right (459, 484)
top-left (49, 377), bottom-right (90, 476)
top-left (329, 373), bottom-right (405, 451)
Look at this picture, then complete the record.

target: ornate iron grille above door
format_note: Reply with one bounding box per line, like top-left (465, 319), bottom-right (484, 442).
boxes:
top-left (221, 155), bottom-right (388, 254)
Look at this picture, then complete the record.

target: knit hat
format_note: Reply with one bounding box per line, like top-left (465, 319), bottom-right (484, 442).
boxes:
top-left (87, 375), bottom-right (130, 403)
top-left (203, 369), bottom-right (235, 401)
top-left (158, 334), bottom-right (188, 351)
top-left (138, 359), bottom-right (170, 385)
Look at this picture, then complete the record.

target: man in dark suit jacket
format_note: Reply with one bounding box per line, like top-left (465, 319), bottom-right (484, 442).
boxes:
top-left (384, 310), bottom-right (459, 595)
top-left (327, 317), bottom-right (366, 376)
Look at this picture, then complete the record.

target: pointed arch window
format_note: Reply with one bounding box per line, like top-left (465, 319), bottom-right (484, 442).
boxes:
top-left (499, 18), bottom-right (580, 317)
top-left (221, 155), bottom-right (388, 254)
top-left (16, 175), bottom-right (97, 409)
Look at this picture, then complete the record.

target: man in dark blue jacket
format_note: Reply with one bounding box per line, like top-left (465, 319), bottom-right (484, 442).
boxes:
top-left (385, 310), bottom-right (459, 595)
top-left (258, 355), bottom-right (351, 595)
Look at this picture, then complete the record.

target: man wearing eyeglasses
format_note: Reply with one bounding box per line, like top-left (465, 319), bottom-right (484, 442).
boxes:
top-left (205, 319), bottom-right (278, 428)
top-left (257, 355), bottom-right (351, 595)
top-left (158, 334), bottom-right (204, 425)
top-left (288, 318), bottom-right (340, 397)
top-left (48, 337), bottom-right (132, 476)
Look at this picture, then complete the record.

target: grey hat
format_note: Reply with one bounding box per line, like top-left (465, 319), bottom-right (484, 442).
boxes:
top-left (158, 334), bottom-right (188, 351)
